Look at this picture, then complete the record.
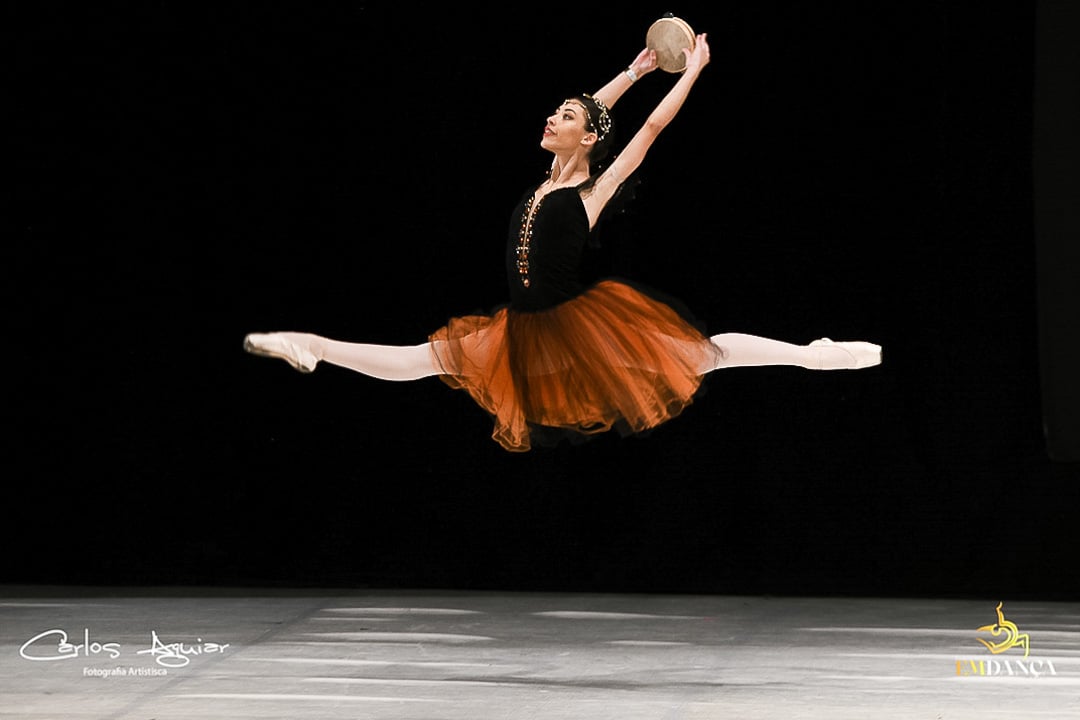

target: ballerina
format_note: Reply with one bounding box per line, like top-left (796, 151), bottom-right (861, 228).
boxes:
top-left (245, 32), bottom-right (881, 452)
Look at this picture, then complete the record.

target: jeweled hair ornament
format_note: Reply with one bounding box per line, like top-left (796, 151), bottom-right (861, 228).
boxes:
top-left (566, 93), bottom-right (612, 141)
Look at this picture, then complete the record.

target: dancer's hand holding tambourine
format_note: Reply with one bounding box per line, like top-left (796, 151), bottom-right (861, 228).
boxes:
top-left (628, 46), bottom-right (660, 80)
top-left (682, 33), bottom-right (710, 75)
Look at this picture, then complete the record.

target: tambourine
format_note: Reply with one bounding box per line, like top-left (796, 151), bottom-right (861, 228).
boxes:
top-left (646, 15), bottom-right (696, 73)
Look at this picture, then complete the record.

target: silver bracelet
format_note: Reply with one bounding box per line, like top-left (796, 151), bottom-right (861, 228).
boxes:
top-left (625, 67), bottom-right (639, 83)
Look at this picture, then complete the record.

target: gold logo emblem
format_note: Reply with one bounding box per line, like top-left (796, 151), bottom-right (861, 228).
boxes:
top-left (976, 602), bottom-right (1030, 658)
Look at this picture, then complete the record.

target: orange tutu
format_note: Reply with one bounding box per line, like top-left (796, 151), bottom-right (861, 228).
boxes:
top-left (429, 280), bottom-right (725, 452)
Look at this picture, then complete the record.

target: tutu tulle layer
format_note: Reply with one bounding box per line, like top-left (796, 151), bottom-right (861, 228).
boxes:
top-left (430, 280), bottom-right (724, 452)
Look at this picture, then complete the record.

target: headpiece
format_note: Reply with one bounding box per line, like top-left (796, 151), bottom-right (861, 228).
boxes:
top-left (566, 93), bottom-right (612, 141)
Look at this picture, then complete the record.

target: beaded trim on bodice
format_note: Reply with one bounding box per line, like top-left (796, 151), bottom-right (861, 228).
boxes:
top-left (515, 193), bottom-right (545, 288)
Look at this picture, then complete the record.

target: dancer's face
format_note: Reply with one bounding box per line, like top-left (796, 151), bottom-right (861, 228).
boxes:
top-left (540, 101), bottom-right (595, 153)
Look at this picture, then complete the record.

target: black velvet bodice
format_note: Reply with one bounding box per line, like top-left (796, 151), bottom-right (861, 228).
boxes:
top-left (505, 186), bottom-right (591, 312)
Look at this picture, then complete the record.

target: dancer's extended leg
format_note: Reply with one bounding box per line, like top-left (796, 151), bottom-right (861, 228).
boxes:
top-left (244, 332), bottom-right (442, 381)
top-left (245, 330), bottom-right (880, 379)
top-left (706, 333), bottom-right (881, 371)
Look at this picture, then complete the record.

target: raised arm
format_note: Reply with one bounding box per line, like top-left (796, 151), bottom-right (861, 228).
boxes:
top-left (582, 33), bottom-right (711, 225)
top-left (592, 47), bottom-right (659, 109)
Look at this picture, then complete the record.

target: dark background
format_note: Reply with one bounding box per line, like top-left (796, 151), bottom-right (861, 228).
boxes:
top-left (9, 2), bottom-right (1079, 599)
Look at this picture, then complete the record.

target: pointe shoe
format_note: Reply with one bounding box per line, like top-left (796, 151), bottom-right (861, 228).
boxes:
top-left (243, 332), bottom-right (320, 373)
top-left (810, 338), bottom-right (882, 370)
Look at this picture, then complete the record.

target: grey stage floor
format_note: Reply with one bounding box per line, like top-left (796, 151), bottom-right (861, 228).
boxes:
top-left (1, 586), bottom-right (1078, 719)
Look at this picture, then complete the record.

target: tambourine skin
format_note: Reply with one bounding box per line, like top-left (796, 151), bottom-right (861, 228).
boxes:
top-left (646, 16), bottom-right (696, 73)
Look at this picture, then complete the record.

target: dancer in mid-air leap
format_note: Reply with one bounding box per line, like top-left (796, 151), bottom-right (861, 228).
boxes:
top-left (245, 31), bottom-right (881, 452)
